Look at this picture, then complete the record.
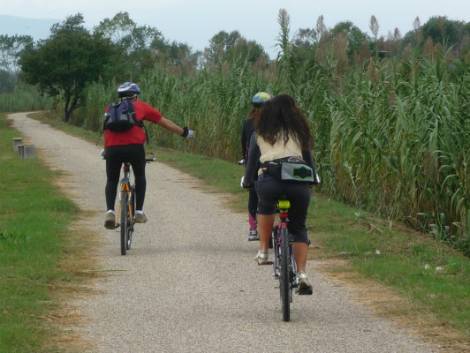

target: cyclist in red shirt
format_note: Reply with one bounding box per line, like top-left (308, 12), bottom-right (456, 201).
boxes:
top-left (103, 82), bottom-right (194, 229)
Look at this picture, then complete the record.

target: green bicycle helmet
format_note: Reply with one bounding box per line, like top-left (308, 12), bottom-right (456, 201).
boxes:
top-left (251, 92), bottom-right (272, 107)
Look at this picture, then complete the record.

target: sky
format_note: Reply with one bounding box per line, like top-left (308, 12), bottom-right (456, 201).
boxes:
top-left (1, 0), bottom-right (469, 57)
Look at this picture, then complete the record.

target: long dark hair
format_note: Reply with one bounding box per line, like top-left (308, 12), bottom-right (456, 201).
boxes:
top-left (255, 94), bottom-right (312, 150)
top-left (249, 106), bottom-right (263, 119)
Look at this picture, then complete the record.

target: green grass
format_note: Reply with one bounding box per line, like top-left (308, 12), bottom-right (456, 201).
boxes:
top-left (31, 111), bottom-right (470, 339)
top-left (312, 198), bottom-right (470, 333)
top-left (0, 113), bottom-right (78, 352)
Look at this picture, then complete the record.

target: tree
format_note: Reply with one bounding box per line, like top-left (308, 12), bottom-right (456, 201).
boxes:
top-left (94, 12), bottom-right (163, 77)
top-left (20, 14), bottom-right (115, 121)
top-left (204, 30), bottom-right (240, 65)
top-left (421, 16), bottom-right (466, 47)
top-left (403, 16), bottom-right (469, 55)
top-left (331, 21), bottom-right (369, 59)
top-left (0, 34), bottom-right (33, 91)
top-left (204, 30), bottom-right (268, 67)
top-left (0, 69), bottom-right (15, 93)
top-left (151, 39), bottom-right (199, 73)
top-left (94, 12), bottom-right (161, 52)
top-left (0, 34), bottom-right (33, 73)
top-left (293, 28), bottom-right (317, 48)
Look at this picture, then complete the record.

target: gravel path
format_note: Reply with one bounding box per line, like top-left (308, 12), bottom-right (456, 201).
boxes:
top-left (10, 112), bottom-right (440, 353)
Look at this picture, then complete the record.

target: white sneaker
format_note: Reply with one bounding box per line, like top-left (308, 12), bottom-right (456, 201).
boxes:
top-left (134, 211), bottom-right (148, 223)
top-left (296, 272), bottom-right (313, 295)
top-left (254, 250), bottom-right (271, 265)
top-left (104, 210), bottom-right (116, 229)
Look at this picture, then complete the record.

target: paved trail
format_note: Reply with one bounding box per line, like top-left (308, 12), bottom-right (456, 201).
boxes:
top-left (11, 112), bottom-right (440, 353)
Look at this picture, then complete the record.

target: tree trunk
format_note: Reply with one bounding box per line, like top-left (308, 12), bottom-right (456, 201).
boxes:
top-left (64, 108), bottom-right (74, 122)
top-left (63, 91), bottom-right (80, 122)
top-left (63, 91), bottom-right (71, 122)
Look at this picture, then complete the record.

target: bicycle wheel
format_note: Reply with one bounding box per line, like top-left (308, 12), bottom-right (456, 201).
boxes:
top-left (120, 189), bottom-right (129, 256)
top-left (272, 226), bottom-right (280, 279)
top-left (279, 227), bottom-right (290, 322)
top-left (127, 187), bottom-right (136, 250)
top-left (289, 248), bottom-right (297, 303)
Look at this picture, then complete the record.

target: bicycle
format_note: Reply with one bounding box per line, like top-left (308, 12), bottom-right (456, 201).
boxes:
top-left (271, 198), bottom-right (298, 322)
top-left (118, 156), bottom-right (155, 255)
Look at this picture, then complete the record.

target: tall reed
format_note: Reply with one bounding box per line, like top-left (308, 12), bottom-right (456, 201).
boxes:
top-left (0, 83), bottom-right (52, 112)
top-left (72, 52), bottom-right (470, 254)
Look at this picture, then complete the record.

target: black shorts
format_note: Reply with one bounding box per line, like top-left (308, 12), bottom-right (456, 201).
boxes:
top-left (255, 174), bottom-right (311, 243)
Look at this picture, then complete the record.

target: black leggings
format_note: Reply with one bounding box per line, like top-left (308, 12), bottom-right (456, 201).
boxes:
top-left (248, 172), bottom-right (258, 218)
top-left (105, 144), bottom-right (146, 211)
top-left (248, 188), bottom-right (258, 219)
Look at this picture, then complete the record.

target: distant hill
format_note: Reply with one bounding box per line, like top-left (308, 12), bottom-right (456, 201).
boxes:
top-left (0, 14), bottom-right (58, 39)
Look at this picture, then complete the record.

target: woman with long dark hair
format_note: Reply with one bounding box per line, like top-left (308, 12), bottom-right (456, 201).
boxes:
top-left (243, 94), bottom-right (315, 295)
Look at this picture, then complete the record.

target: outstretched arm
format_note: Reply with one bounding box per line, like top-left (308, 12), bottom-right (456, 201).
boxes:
top-left (157, 116), bottom-right (185, 136)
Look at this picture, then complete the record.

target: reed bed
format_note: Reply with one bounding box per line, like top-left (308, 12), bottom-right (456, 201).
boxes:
top-left (0, 83), bottom-right (52, 112)
top-left (58, 52), bottom-right (470, 254)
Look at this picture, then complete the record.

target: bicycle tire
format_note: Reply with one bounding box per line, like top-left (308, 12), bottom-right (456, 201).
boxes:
top-left (280, 226), bottom-right (290, 322)
top-left (120, 190), bottom-right (129, 255)
top-left (272, 227), bottom-right (280, 279)
top-left (127, 187), bottom-right (136, 250)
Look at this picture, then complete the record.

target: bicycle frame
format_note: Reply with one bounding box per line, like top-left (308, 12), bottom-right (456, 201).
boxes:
top-left (118, 157), bottom-right (155, 255)
top-left (101, 151), bottom-right (155, 255)
top-left (272, 200), bottom-right (297, 278)
top-left (119, 162), bottom-right (136, 255)
top-left (120, 163), bottom-right (135, 220)
top-left (272, 199), bottom-right (298, 321)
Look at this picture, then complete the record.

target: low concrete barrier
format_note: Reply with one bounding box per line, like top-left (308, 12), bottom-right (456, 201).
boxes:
top-left (17, 144), bottom-right (36, 159)
top-left (12, 137), bottom-right (23, 152)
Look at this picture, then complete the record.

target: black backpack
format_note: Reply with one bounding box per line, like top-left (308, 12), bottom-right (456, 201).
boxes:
top-left (103, 99), bottom-right (143, 132)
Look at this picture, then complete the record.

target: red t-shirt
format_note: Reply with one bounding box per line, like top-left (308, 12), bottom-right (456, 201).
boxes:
top-left (103, 99), bottom-right (162, 147)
